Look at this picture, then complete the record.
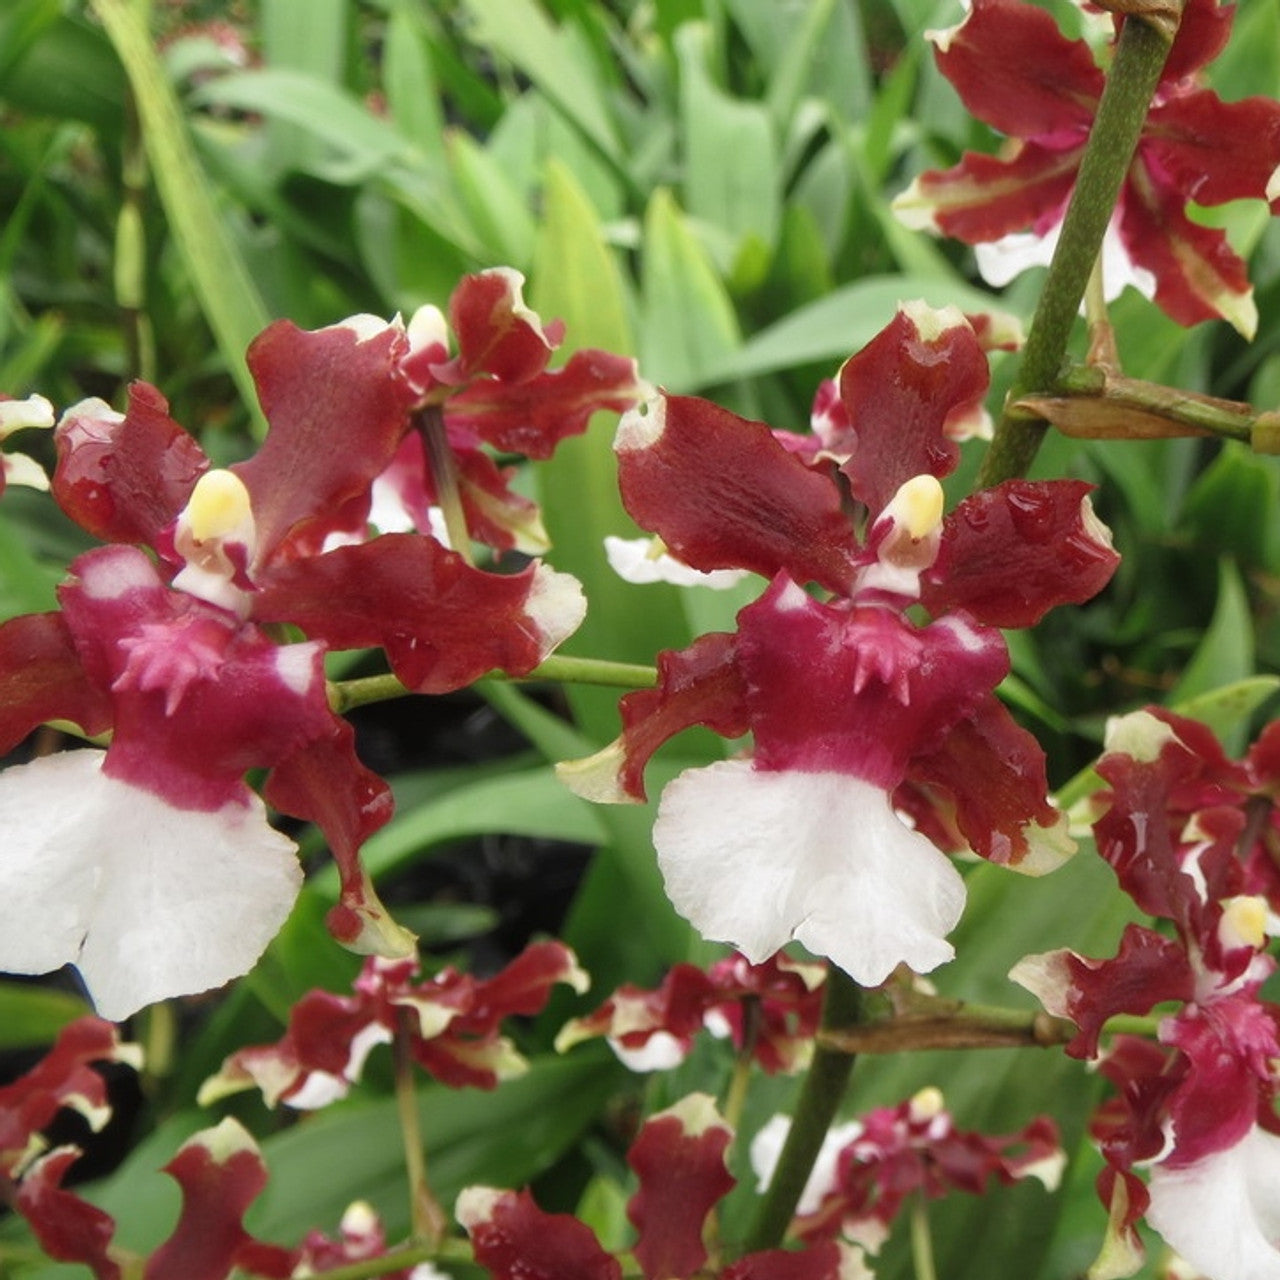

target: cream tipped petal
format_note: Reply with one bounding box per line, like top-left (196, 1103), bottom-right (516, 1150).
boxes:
top-left (0, 751), bottom-right (302, 1021)
top-left (654, 761), bottom-right (965, 987)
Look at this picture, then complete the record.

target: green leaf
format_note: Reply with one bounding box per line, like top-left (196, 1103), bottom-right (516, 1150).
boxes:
top-left (1168, 557), bottom-right (1253, 709)
top-left (0, 982), bottom-right (90, 1049)
top-left (639, 187), bottom-right (742, 392)
top-left (0, 509), bottom-right (63, 620)
top-left (191, 69), bottom-right (418, 184)
top-left (0, 12), bottom-right (124, 131)
top-left (676, 24), bottom-right (780, 266)
top-left (458, 0), bottom-right (623, 173)
top-left (447, 131), bottom-right (537, 268)
top-left (91, 0), bottom-right (270, 430)
top-left (1180, 442), bottom-right (1280, 573)
top-left (383, 1), bottom-right (448, 164)
top-left (701, 274), bottom-right (1007, 382)
top-left (1174, 676), bottom-right (1280, 748)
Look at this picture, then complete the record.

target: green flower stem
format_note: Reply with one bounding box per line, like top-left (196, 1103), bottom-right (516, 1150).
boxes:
top-left (305, 1237), bottom-right (474, 1280)
top-left (327, 656), bottom-right (657, 714)
top-left (393, 1008), bottom-right (446, 1246)
top-left (978, 8), bottom-right (1180, 487)
top-left (910, 1192), bottom-right (939, 1280)
top-left (741, 968), bottom-right (864, 1254)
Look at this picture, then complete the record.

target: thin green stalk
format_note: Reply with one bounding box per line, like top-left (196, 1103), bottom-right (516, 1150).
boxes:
top-left (910, 1192), bottom-right (938, 1280)
top-left (742, 968), bottom-right (864, 1253)
top-left (978, 9), bottom-right (1180, 486)
top-left (393, 1009), bottom-right (445, 1246)
top-left (416, 404), bottom-right (474, 567)
top-left (328, 656), bottom-right (657, 714)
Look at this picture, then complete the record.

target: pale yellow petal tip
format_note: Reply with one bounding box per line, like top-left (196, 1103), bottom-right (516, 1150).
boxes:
top-left (614, 390), bottom-right (667, 452)
top-left (900, 299), bottom-right (968, 341)
top-left (1220, 895), bottom-right (1269, 951)
top-left (184, 469), bottom-right (253, 543)
top-left (196, 1070), bottom-right (251, 1108)
top-left (182, 1115), bottom-right (259, 1163)
top-left (556, 740), bottom-right (635, 804)
top-left (656, 1091), bottom-right (728, 1138)
top-left (889, 474), bottom-right (945, 539)
top-left (1104, 708), bottom-right (1179, 764)
top-left (0, 393), bottom-right (55, 438)
top-left (1267, 162), bottom-right (1280, 206)
top-left (909, 1085), bottom-right (945, 1119)
top-left (1013, 812), bottom-right (1076, 877)
top-left (1222, 286), bottom-right (1259, 342)
top-left (890, 180), bottom-right (943, 234)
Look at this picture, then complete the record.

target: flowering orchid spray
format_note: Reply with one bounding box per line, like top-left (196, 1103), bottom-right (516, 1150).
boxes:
top-left (562, 302), bottom-right (1119, 987)
top-left (894, 0), bottom-right (1280, 335)
top-left (0, 270), bottom-right (638, 1021)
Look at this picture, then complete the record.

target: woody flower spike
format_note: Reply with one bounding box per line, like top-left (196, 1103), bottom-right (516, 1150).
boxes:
top-left (561, 303), bottom-right (1119, 986)
top-left (893, 0), bottom-right (1280, 336)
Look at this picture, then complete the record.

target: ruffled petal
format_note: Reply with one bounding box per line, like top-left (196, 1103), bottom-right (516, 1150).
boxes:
top-left (234, 317), bottom-right (416, 563)
top-left (931, 0), bottom-right (1103, 139)
top-left (0, 751), bottom-right (301, 1021)
top-left (53, 388), bottom-right (209, 547)
top-left (1146, 1126), bottom-right (1280, 1280)
top-left (614, 390), bottom-right (861, 594)
top-left (251, 534), bottom-right (585, 693)
top-left (654, 761), bottom-right (965, 985)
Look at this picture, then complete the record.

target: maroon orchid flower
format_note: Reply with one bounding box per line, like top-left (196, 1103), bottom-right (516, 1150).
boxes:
top-left (560, 303), bottom-right (1118, 988)
top-left (199, 941), bottom-right (588, 1107)
top-left (893, 0), bottom-right (1280, 335)
top-left (752, 1087), bottom-right (1063, 1253)
top-left (1012, 709), bottom-right (1280, 1279)
top-left (556, 952), bottom-right (825, 1074)
top-left (457, 1094), bottom-right (872, 1280)
top-left (0, 289), bottom-right (603, 1020)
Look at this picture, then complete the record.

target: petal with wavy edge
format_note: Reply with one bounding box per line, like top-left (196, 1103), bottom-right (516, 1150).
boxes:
top-left (932, 0), bottom-right (1103, 139)
top-left (1147, 1127), bottom-right (1280, 1280)
top-left (835, 302), bottom-right (990, 517)
top-left (234, 318), bottom-right (416, 565)
top-left (1144, 91), bottom-right (1280, 212)
top-left (615, 391), bottom-right (861, 594)
top-left (251, 535), bottom-right (585, 693)
top-left (893, 143), bottom-right (1080, 244)
top-left (1120, 165), bottom-right (1257, 336)
top-left (14, 1148), bottom-right (120, 1280)
top-left (447, 348), bottom-right (642, 457)
top-left (440, 268), bottom-right (562, 385)
top-left (0, 751), bottom-right (301, 1021)
top-left (53, 388), bottom-right (209, 547)
top-left (922, 481), bottom-right (1118, 629)
top-left (655, 762), bottom-right (965, 986)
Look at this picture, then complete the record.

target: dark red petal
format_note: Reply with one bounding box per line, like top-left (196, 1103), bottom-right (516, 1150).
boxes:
top-left (598, 632), bottom-right (750, 803)
top-left (252, 535), bottom-right (581, 693)
top-left (1144, 91), bottom-right (1280, 210)
top-left (626, 1099), bottom-right (734, 1280)
top-left (452, 444), bottom-right (546, 554)
top-left (837, 304), bottom-right (990, 515)
top-left (464, 940), bottom-right (587, 1022)
top-left (263, 719), bottom-right (401, 953)
top-left (0, 612), bottom-right (113, 755)
top-left (234, 319), bottom-right (415, 564)
top-left (1119, 167), bottom-right (1255, 332)
top-left (721, 1242), bottom-right (849, 1280)
top-left (60, 546), bottom-right (334, 811)
top-left (737, 577), bottom-right (1007, 789)
top-left (448, 349), bottom-right (642, 458)
top-left (921, 480), bottom-right (1118, 628)
top-left (442, 269), bottom-right (562, 384)
top-left (15, 1148), bottom-right (120, 1280)
top-left (935, 0), bottom-right (1103, 138)
top-left (460, 1187), bottom-right (621, 1280)
top-left (900, 143), bottom-right (1080, 244)
top-left (1059, 925), bottom-right (1194, 1058)
top-left (905, 695), bottom-right (1062, 869)
top-left (53, 385), bottom-right (208, 546)
top-left (144, 1121), bottom-right (295, 1280)
top-left (616, 393), bottom-right (860, 594)
top-left (1158, 0), bottom-right (1234, 83)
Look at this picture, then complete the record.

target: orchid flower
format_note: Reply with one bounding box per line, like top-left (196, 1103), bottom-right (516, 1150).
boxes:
top-left (561, 303), bottom-right (1118, 987)
top-left (893, 0), bottom-right (1280, 335)
top-left (458, 1094), bottom-right (873, 1280)
top-left (1012, 709), bottom-right (1280, 1279)
top-left (0, 393), bottom-right (55, 496)
top-left (0, 280), bottom-right (616, 1020)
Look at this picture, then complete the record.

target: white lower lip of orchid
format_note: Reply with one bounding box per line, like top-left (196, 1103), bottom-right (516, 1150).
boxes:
top-left (0, 750), bottom-right (302, 1021)
top-left (653, 760), bottom-right (965, 987)
top-left (1146, 1126), bottom-right (1280, 1280)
